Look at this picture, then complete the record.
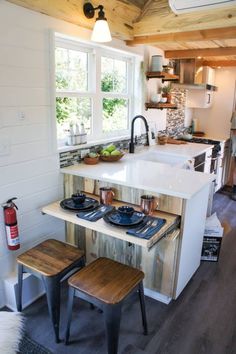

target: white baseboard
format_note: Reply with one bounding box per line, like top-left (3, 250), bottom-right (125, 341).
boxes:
top-left (3, 273), bottom-right (45, 311)
top-left (144, 288), bottom-right (172, 304)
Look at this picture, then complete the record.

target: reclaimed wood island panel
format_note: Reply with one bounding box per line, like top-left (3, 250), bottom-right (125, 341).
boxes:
top-left (54, 155), bottom-right (214, 303)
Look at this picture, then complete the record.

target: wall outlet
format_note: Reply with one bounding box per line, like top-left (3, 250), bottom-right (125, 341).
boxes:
top-left (80, 149), bottom-right (90, 159)
top-left (18, 111), bottom-right (25, 121)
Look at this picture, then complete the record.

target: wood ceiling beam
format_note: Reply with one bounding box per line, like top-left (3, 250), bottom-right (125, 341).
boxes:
top-left (165, 47), bottom-right (236, 59)
top-left (126, 26), bottom-right (236, 46)
top-left (203, 60), bottom-right (236, 67)
top-left (6, 0), bottom-right (140, 40)
top-left (133, 5), bottom-right (236, 37)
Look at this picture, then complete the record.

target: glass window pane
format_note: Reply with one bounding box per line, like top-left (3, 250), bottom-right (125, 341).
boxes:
top-left (56, 97), bottom-right (91, 139)
top-left (55, 47), bottom-right (88, 92)
top-left (102, 98), bottom-right (128, 133)
top-left (101, 56), bottom-right (127, 94)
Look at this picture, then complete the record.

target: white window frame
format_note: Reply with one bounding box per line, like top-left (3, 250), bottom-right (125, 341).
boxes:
top-left (55, 34), bottom-right (136, 148)
top-left (98, 49), bottom-right (134, 138)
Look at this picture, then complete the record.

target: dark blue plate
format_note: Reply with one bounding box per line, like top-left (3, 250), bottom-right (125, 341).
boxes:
top-left (60, 197), bottom-right (99, 211)
top-left (103, 209), bottom-right (145, 227)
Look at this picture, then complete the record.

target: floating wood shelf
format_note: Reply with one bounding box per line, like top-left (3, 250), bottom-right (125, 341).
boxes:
top-left (146, 71), bottom-right (179, 81)
top-left (145, 102), bottom-right (178, 110)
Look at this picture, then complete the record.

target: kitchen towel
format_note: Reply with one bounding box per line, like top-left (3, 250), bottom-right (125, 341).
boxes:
top-left (77, 205), bottom-right (114, 222)
top-left (127, 216), bottom-right (166, 239)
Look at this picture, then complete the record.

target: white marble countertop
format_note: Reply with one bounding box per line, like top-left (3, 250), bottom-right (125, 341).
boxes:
top-left (61, 144), bottom-right (215, 199)
top-left (137, 143), bottom-right (213, 158)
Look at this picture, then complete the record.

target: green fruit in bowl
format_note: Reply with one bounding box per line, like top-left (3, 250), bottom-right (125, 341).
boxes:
top-left (102, 151), bottom-right (110, 156)
top-left (88, 152), bottom-right (98, 158)
top-left (111, 150), bottom-right (122, 156)
top-left (105, 144), bottom-right (116, 153)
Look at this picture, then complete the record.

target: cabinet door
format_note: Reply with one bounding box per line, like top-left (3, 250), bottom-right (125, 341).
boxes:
top-left (186, 89), bottom-right (213, 108)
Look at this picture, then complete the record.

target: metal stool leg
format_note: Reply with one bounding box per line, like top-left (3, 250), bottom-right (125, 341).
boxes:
top-left (138, 281), bottom-right (148, 335)
top-left (42, 276), bottom-right (61, 343)
top-left (65, 286), bottom-right (75, 345)
top-left (103, 303), bottom-right (122, 354)
top-left (16, 263), bottom-right (23, 312)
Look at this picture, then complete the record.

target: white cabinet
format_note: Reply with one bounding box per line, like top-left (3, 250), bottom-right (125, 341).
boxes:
top-left (186, 67), bottom-right (215, 108)
top-left (186, 89), bottom-right (214, 108)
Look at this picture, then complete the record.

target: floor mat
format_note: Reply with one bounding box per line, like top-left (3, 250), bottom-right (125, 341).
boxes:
top-left (18, 335), bottom-right (53, 354)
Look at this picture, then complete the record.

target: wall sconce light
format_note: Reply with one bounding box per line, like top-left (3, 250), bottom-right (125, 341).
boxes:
top-left (83, 2), bottom-right (112, 43)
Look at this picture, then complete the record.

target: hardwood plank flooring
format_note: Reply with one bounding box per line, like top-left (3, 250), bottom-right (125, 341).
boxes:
top-left (6, 192), bottom-right (236, 354)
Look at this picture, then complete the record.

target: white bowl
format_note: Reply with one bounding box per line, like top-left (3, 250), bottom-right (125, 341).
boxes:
top-left (160, 97), bottom-right (167, 103)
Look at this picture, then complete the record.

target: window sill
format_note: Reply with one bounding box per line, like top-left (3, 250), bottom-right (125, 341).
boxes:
top-left (58, 135), bottom-right (130, 153)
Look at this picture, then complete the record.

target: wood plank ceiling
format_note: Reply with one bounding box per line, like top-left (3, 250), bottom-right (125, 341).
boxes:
top-left (6, 0), bottom-right (236, 66)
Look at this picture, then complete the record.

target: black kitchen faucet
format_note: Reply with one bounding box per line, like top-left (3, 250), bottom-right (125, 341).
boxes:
top-left (129, 115), bottom-right (150, 153)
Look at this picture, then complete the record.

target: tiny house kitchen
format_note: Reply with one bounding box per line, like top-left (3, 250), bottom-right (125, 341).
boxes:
top-left (0, 1), bottom-right (236, 353)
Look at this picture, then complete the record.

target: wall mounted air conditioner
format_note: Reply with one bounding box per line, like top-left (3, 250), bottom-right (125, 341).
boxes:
top-left (169, 0), bottom-right (236, 14)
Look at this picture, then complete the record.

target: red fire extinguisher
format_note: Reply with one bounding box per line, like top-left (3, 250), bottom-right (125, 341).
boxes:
top-left (2, 197), bottom-right (20, 250)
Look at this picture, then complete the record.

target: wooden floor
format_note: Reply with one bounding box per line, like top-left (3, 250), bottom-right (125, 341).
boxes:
top-left (16, 192), bottom-right (236, 353)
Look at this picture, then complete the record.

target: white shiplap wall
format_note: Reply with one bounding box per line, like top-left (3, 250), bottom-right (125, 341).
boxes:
top-left (0, 1), bottom-right (163, 308)
top-left (0, 1), bottom-right (66, 308)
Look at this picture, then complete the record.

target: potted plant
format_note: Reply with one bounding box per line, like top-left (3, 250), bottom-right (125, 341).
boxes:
top-left (161, 84), bottom-right (172, 103)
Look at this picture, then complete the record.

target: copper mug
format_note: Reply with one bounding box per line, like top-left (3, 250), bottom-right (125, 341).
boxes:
top-left (99, 187), bottom-right (115, 205)
top-left (140, 195), bottom-right (156, 215)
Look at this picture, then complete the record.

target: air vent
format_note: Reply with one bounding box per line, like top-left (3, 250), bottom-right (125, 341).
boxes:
top-left (169, 0), bottom-right (236, 13)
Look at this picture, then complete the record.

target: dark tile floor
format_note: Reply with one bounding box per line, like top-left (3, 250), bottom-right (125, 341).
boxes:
top-left (18, 192), bottom-right (236, 353)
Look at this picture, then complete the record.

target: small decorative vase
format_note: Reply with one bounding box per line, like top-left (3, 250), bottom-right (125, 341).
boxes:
top-left (151, 93), bottom-right (162, 103)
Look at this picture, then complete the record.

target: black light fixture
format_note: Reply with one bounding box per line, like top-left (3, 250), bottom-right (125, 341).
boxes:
top-left (83, 2), bottom-right (112, 43)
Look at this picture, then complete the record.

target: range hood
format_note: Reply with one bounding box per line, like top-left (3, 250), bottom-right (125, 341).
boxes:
top-left (173, 59), bottom-right (218, 91)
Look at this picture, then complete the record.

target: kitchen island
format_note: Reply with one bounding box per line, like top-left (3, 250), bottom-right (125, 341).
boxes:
top-left (43, 145), bottom-right (215, 304)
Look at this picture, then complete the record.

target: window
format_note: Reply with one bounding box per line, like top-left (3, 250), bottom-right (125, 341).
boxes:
top-left (101, 56), bottom-right (129, 133)
top-left (55, 36), bottom-right (135, 147)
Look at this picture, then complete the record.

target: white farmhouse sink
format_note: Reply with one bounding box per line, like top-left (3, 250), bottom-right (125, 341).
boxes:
top-left (136, 152), bottom-right (190, 168)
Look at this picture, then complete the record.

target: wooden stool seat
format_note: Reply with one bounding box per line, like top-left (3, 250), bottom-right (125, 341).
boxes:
top-left (68, 257), bottom-right (144, 304)
top-left (65, 257), bottom-right (148, 354)
top-left (16, 239), bottom-right (85, 343)
top-left (17, 239), bottom-right (84, 277)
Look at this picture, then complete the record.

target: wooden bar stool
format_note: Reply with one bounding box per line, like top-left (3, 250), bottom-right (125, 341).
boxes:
top-left (65, 257), bottom-right (148, 354)
top-left (16, 239), bottom-right (85, 343)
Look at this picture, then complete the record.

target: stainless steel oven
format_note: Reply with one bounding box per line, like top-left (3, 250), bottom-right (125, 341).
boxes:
top-left (194, 152), bottom-right (206, 172)
top-left (179, 137), bottom-right (221, 174)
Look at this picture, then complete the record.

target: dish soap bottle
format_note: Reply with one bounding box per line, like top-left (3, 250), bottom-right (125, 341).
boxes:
top-left (75, 123), bottom-right (80, 145)
top-left (80, 123), bottom-right (87, 144)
